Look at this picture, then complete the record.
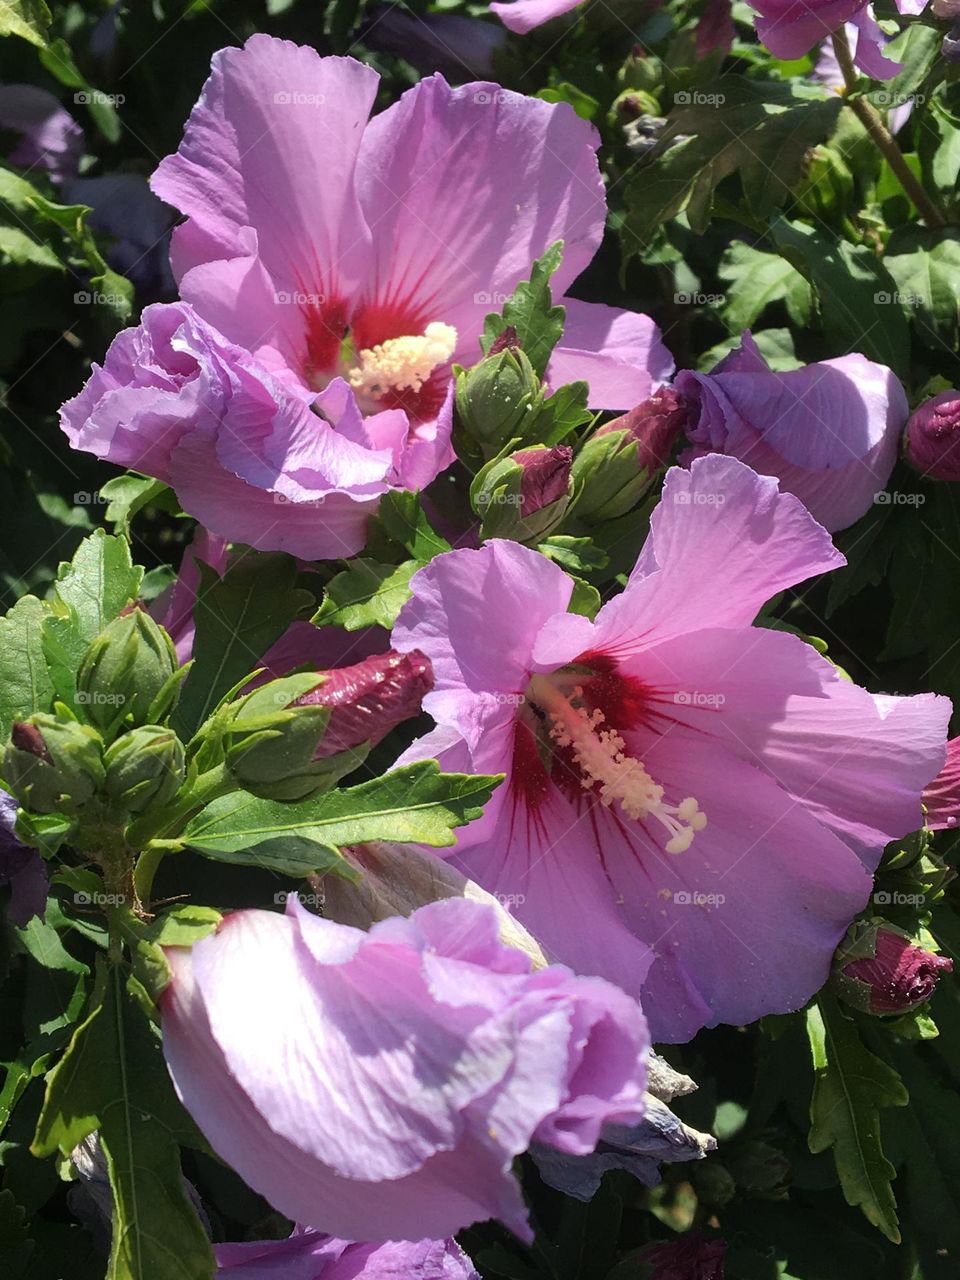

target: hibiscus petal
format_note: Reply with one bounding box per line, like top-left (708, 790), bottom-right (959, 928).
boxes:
top-left (394, 540), bottom-right (574, 693)
top-left (490, 0), bottom-right (583, 34)
top-left (152, 35), bottom-right (377, 306)
top-left (353, 75), bottom-right (605, 355)
top-left (589, 456), bottom-right (843, 653)
top-left (547, 300), bottom-right (674, 410)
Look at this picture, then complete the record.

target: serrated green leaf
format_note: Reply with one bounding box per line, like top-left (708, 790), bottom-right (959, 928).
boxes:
top-left (718, 242), bottom-right (812, 332)
top-left (0, 226), bottom-right (62, 270)
top-left (313, 558), bottom-right (419, 631)
top-left (99, 475), bottom-right (171, 538)
top-left (807, 996), bottom-right (907, 1242)
top-left (481, 241), bottom-right (565, 378)
top-left (373, 491), bottom-right (451, 561)
top-left (623, 80), bottom-right (840, 249)
top-left (32, 966), bottom-right (214, 1280)
top-left (0, 594), bottom-right (55, 740)
top-left (0, 0), bottom-right (50, 47)
top-left (770, 218), bottom-right (910, 378)
top-left (538, 535), bottom-right (609, 575)
top-left (52, 529), bottom-right (143, 647)
top-left (174, 552), bottom-right (311, 738)
top-left (180, 761), bottom-right (503, 855)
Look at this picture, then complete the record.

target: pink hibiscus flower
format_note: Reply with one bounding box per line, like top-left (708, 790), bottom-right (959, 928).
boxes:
top-left (391, 455), bottom-right (950, 1042)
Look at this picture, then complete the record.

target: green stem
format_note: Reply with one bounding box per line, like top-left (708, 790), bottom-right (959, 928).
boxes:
top-left (831, 30), bottom-right (946, 231)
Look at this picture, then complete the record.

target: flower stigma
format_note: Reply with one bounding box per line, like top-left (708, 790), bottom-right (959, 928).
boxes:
top-left (526, 674), bottom-right (707, 854)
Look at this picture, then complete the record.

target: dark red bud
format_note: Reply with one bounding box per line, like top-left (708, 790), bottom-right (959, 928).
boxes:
top-left (904, 390), bottom-right (960, 480)
top-left (488, 325), bottom-right (521, 355)
top-left (513, 445), bottom-right (573, 514)
top-left (843, 928), bottom-right (953, 1015)
top-left (11, 721), bottom-right (53, 764)
top-left (598, 387), bottom-right (689, 471)
top-left (640, 1232), bottom-right (728, 1280)
top-left (295, 649), bottom-right (434, 758)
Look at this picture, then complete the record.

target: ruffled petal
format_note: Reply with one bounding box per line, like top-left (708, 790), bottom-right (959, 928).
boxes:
top-left (491, 0), bottom-right (583, 34)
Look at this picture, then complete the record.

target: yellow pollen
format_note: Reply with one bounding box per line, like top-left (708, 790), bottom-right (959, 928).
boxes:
top-left (527, 677), bottom-right (706, 855)
top-left (348, 321), bottom-right (457, 399)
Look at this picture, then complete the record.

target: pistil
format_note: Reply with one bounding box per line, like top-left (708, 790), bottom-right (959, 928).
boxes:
top-left (526, 676), bottom-right (706, 854)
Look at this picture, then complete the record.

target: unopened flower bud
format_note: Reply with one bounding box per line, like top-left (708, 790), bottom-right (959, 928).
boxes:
top-left (454, 343), bottom-right (543, 456)
top-left (617, 45), bottom-right (663, 93)
top-left (321, 841), bottom-right (547, 970)
top-left (904, 390), bottom-right (960, 480)
top-left (293, 649), bottom-right (434, 758)
top-left (639, 1233), bottom-right (727, 1280)
top-left (220, 675), bottom-right (334, 802)
top-left (571, 387), bottom-right (687, 521)
top-left (474, 444), bottom-right (573, 542)
top-left (103, 725), bottom-right (186, 815)
top-left (923, 735), bottom-right (960, 830)
top-left (833, 920), bottom-right (953, 1015)
top-left (76, 608), bottom-right (180, 737)
top-left (3, 713), bottom-right (104, 815)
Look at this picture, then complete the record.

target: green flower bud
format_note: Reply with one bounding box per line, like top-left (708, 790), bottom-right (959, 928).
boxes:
top-left (617, 47), bottom-right (663, 94)
top-left (474, 445), bottom-right (573, 543)
top-left (76, 608), bottom-right (180, 737)
top-left (103, 725), bottom-right (186, 815)
top-left (454, 336), bottom-right (544, 456)
top-left (220, 674), bottom-right (339, 801)
top-left (3, 713), bottom-right (104, 815)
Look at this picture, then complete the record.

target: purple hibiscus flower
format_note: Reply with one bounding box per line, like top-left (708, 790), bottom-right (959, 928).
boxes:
top-left (389, 454), bottom-right (950, 1042)
top-left (160, 895), bottom-right (650, 1242)
top-left (748, 0), bottom-right (925, 76)
top-left (62, 36), bottom-right (670, 558)
top-left (215, 1230), bottom-right (478, 1279)
top-left (0, 84), bottom-right (83, 184)
top-left (0, 788), bottom-right (47, 927)
top-left (923, 736), bottom-right (960, 829)
top-left (674, 332), bottom-right (908, 532)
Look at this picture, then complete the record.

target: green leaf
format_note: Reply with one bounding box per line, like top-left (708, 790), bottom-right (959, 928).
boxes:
top-left (186, 834), bottom-right (352, 878)
top-left (99, 475), bottom-right (172, 538)
top-left (372, 491), bottom-right (451, 561)
top-left (537, 380), bottom-right (593, 443)
top-left (181, 761), bottom-right (503, 855)
top-left (32, 966), bottom-right (214, 1280)
top-left (623, 80), bottom-right (841, 249)
top-left (885, 226), bottom-right (960, 350)
top-left (770, 218), bottom-right (910, 379)
top-left (313, 558), bottom-right (419, 631)
top-left (806, 996), bottom-right (907, 1242)
top-left (51, 529), bottom-right (144, 647)
top-left (0, 226), bottom-right (62, 270)
top-left (175, 552), bottom-right (312, 738)
top-left (538, 535), bottom-right (609, 575)
top-left (0, 595), bottom-right (55, 740)
top-left (481, 241), bottom-right (565, 378)
top-left (0, 0), bottom-right (50, 48)
top-left (718, 242), bottom-right (812, 332)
